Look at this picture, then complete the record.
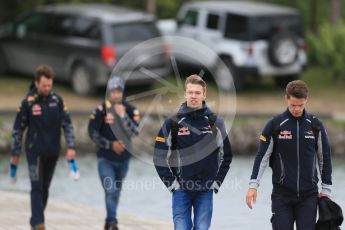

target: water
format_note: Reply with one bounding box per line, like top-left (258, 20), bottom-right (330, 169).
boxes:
top-left (1, 155), bottom-right (344, 229)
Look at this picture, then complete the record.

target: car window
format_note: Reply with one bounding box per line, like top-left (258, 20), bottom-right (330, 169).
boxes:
top-left (16, 13), bottom-right (46, 38)
top-left (72, 17), bottom-right (100, 39)
top-left (181, 10), bottom-right (199, 27)
top-left (253, 15), bottom-right (302, 40)
top-left (45, 14), bottom-right (73, 36)
top-left (224, 14), bottom-right (250, 41)
top-left (111, 22), bottom-right (160, 43)
top-left (206, 13), bottom-right (220, 30)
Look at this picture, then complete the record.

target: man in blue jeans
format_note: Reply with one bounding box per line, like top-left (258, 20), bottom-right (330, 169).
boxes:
top-left (246, 80), bottom-right (333, 230)
top-left (154, 75), bottom-right (233, 230)
top-left (88, 76), bottom-right (140, 230)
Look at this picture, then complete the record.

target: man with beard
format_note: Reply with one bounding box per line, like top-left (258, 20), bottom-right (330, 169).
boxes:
top-left (88, 76), bottom-right (140, 230)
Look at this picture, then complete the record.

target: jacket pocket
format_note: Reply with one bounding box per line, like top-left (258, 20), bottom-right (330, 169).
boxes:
top-left (28, 132), bottom-right (37, 150)
top-left (278, 153), bottom-right (285, 184)
top-left (312, 154), bottom-right (317, 184)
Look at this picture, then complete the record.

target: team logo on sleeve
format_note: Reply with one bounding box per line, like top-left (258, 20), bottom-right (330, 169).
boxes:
top-left (133, 109), bottom-right (141, 121)
top-left (32, 104), bottom-right (42, 116)
top-left (278, 130), bottom-right (292, 139)
top-left (260, 135), bottom-right (267, 142)
top-left (155, 136), bottom-right (166, 142)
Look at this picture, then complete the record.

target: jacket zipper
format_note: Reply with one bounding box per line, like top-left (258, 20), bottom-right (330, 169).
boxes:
top-left (297, 120), bottom-right (300, 197)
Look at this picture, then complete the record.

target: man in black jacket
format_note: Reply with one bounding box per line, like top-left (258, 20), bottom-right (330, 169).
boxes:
top-left (154, 74), bottom-right (232, 230)
top-left (10, 65), bottom-right (76, 230)
top-left (246, 80), bottom-right (333, 230)
top-left (88, 76), bottom-right (140, 230)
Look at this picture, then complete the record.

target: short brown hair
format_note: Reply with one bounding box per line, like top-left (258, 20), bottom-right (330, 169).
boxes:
top-left (185, 74), bottom-right (206, 92)
top-left (35, 65), bottom-right (54, 82)
top-left (286, 80), bottom-right (308, 99)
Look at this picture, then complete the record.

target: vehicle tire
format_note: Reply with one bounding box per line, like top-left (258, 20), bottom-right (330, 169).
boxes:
top-left (71, 65), bottom-right (96, 95)
top-left (214, 57), bottom-right (243, 92)
top-left (274, 74), bottom-right (300, 88)
top-left (268, 32), bottom-right (299, 67)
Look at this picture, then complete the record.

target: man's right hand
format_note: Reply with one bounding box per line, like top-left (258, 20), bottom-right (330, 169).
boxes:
top-left (10, 156), bottom-right (20, 165)
top-left (246, 188), bottom-right (257, 209)
top-left (9, 156), bottom-right (20, 183)
top-left (112, 141), bottom-right (125, 154)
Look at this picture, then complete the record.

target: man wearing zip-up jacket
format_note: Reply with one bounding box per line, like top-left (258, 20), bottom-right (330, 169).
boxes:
top-left (10, 65), bottom-right (76, 230)
top-left (154, 75), bottom-right (232, 230)
top-left (246, 80), bottom-right (333, 230)
top-left (88, 76), bottom-right (140, 230)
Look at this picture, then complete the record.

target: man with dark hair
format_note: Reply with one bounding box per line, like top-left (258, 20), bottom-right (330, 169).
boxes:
top-left (246, 80), bottom-right (333, 230)
top-left (10, 65), bottom-right (76, 230)
top-left (154, 74), bottom-right (232, 230)
top-left (88, 76), bottom-right (140, 230)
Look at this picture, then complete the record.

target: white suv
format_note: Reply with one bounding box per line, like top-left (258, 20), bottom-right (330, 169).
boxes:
top-left (173, 1), bottom-right (307, 90)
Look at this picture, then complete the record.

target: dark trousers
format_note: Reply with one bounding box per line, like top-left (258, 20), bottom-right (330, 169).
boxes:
top-left (271, 192), bottom-right (318, 230)
top-left (27, 153), bottom-right (59, 227)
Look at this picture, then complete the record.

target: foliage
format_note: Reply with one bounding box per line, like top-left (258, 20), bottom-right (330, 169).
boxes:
top-left (307, 22), bottom-right (345, 80)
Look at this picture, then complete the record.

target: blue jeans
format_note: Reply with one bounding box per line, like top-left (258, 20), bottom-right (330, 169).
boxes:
top-left (98, 158), bottom-right (129, 224)
top-left (271, 193), bottom-right (318, 230)
top-left (172, 190), bottom-right (213, 230)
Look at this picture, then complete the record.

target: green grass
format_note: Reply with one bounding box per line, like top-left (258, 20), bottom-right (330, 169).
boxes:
top-left (0, 75), bottom-right (32, 94)
top-left (302, 66), bottom-right (345, 93)
top-left (326, 119), bottom-right (345, 128)
top-left (0, 74), bottom-right (74, 95)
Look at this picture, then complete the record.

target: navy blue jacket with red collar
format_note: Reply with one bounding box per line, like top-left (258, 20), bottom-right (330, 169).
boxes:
top-left (153, 102), bottom-right (232, 193)
top-left (249, 109), bottom-right (332, 197)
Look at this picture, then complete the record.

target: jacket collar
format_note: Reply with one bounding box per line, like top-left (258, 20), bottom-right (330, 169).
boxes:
top-left (284, 108), bottom-right (307, 121)
top-left (177, 101), bottom-right (212, 117)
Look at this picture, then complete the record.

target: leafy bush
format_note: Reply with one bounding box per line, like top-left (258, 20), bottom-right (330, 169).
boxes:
top-left (307, 22), bottom-right (345, 80)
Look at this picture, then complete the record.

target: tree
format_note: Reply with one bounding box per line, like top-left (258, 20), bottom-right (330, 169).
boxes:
top-left (330, 0), bottom-right (342, 26)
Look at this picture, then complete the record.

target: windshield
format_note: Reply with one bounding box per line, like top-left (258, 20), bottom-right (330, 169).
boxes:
top-left (224, 13), bottom-right (302, 41)
top-left (110, 22), bottom-right (160, 43)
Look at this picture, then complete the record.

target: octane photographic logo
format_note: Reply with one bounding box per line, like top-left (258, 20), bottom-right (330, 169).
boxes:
top-left (106, 36), bottom-right (237, 167)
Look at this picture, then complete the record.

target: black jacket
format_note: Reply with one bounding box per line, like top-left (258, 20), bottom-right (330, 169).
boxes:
top-left (88, 100), bottom-right (140, 162)
top-left (316, 196), bottom-right (343, 230)
top-left (250, 109), bottom-right (332, 197)
top-left (11, 89), bottom-right (75, 156)
top-left (153, 102), bottom-right (232, 192)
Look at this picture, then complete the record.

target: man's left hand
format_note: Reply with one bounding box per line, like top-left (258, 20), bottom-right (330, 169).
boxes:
top-left (319, 193), bottom-right (329, 198)
top-left (65, 148), bottom-right (76, 160)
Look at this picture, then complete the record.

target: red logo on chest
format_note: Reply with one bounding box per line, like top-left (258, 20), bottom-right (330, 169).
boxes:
top-left (278, 130), bottom-right (292, 139)
top-left (178, 126), bottom-right (190, 135)
top-left (32, 104), bottom-right (42, 116)
top-left (105, 112), bottom-right (114, 124)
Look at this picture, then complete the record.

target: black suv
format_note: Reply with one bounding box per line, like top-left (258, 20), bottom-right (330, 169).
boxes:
top-left (0, 4), bottom-right (171, 95)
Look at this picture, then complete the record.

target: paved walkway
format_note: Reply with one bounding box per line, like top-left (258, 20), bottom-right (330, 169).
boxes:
top-left (0, 190), bottom-right (172, 230)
